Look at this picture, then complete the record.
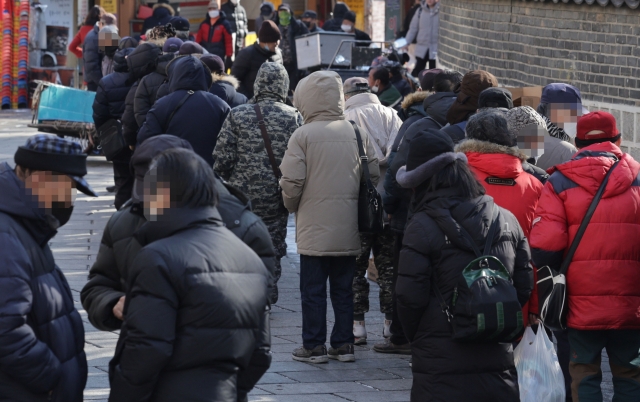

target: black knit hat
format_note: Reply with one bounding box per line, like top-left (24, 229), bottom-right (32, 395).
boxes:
top-left (407, 129), bottom-right (455, 171)
top-left (344, 11), bottom-right (356, 23)
top-left (259, 20), bottom-right (281, 43)
top-left (201, 54), bottom-right (225, 73)
top-left (178, 41), bottom-right (204, 55)
top-left (478, 87), bottom-right (514, 109)
top-left (466, 108), bottom-right (515, 147)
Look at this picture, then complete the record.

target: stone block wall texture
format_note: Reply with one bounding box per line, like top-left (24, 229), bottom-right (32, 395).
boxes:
top-left (438, 0), bottom-right (640, 151)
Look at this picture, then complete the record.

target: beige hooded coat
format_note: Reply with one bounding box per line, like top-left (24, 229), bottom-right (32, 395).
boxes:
top-left (280, 71), bottom-right (380, 256)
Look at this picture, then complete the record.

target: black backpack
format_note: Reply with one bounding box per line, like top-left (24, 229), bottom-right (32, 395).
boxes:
top-left (433, 205), bottom-right (524, 343)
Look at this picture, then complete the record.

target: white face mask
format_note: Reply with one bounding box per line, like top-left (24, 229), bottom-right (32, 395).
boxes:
top-left (341, 24), bottom-right (352, 32)
top-left (563, 122), bottom-right (577, 138)
top-left (371, 85), bottom-right (379, 93)
top-left (209, 10), bottom-right (220, 18)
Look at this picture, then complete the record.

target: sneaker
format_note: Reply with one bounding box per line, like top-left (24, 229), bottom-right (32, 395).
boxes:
top-left (383, 319), bottom-right (392, 338)
top-left (353, 320), bottom-right (367, 345)
top-left (372, 338), bottom-right (411, 355)
top-left (328, 343), bottom-right (356, 362)
top-left (292, 345), bottom-right (328, 364)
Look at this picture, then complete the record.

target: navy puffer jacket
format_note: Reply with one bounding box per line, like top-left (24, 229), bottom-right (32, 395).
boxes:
top-left (92, 47), bottom-right (136, 128)
top-left (0, 163), bottom-right (87, 402)
top-left (82, 25), bottom-right (101, 86)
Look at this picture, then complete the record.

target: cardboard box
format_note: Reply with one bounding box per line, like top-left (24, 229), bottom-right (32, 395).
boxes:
top-left (503, 86), bottom-right (543, 108)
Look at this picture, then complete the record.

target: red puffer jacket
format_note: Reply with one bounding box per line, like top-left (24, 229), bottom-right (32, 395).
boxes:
top-left (530, 142), bottom-right (640, 330)
top-left (458, 139), bottom-right (544, 328)
top-left (195, 15), bottom-right (233, 58)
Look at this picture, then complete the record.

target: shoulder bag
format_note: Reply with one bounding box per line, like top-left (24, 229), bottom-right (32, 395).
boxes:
top-left (97, 119), bottom-right (125, 161)
top-left (254, 103), bottom-right (282, 180)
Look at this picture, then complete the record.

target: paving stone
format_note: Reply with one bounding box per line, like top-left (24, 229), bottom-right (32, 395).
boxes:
top-left (283, 368), bottom-right (399, 383)
top-left (360, 378), bottom-right (412, 391)
top-left (249, 395), bottom-right (348, 402)
top-left (255, 381), bottom-right (378, 395)
top-left (334, 390), bottom-right (411, 402)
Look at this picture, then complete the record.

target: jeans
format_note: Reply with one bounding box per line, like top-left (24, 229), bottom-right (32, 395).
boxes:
top-left (300, 255), bottom-right (355, 350)
top-left (568, 329), bottom-right (640, 402)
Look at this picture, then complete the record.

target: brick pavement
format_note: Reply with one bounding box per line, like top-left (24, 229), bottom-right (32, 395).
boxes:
top-left (1, 110), bottom-right (614, 401)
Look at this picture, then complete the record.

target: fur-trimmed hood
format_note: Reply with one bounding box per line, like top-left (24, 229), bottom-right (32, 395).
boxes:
top-left (456, 139), bottom-right (528, 162)
top-left (153, 3), bottom-right (175, 16)
top-left (211, 73), bottom-right (239, 89)
top-left (401, 91), bottom-right (429, 110)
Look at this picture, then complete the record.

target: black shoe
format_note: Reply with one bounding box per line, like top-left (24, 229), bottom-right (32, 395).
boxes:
top-left (106, 185), bottom-right (116, 193)
top-left (372, 338), bottom-right (411, 355)
top-left (292, 345), bottom-right (328, 364)
top-left (328, 343), bottom-right (355, 362)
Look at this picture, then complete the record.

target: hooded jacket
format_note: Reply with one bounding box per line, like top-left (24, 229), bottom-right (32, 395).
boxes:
top-left (137, 56), bottom-right (230, 165)
top-left (530, 142), bottom-right (640, 330)
top-left (108, 206), bottom-right (270, 402)
top-left (398, 189), bottom-right (531, 402)
top-left (344, 92), bottom-right (402, 194)
top-left (536, 135), bottom-right (578, 171)
top-left (232, 43), bottom-right (283, 99)
top-left (280, 71), bottom-right (380, 256)
top-left (92, 47), bottom-right (136, 128)
top-left (133, 53), bottom-right (175, 136)
top-left (213, 63), bottom-right (302, 220)
top-left (209, 73), bottom-right (248, 108)
top-left (141, 3), bottom-right (175, 34)
top-left (195, 12), bottom-right (234, 58)
top-left (221, 1), bottom-right (248, 49)
top-left (275, 17), bottom-right (309, 70)
top-left (0, 163), bottom-right (87, 402)
top-left (322, 2), bottom-right (350, 31)
top-left (83, 24), bottom-right (102, 86)
top-left (405, 2), bottom-right (439, 60)
top-left (121, 43), bottom-right (161, 146)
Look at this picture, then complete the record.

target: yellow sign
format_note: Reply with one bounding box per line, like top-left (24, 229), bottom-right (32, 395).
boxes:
top-left (343, 0), bottom-right (365, 32)
top-left (101, 0), bottom-right (117, 14)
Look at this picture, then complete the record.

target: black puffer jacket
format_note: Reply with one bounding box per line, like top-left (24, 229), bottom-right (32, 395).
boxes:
top-left (322, 2), bottom-right (349, 31)
top-left (108, 207), bottom-right (270, 402)
top-left (232, 43), bottom-right (283, 99)
top-left (397, 190), bottom-right (532, 402)
top-left (209, 73), bottom-right (248, 108)
top-left (133, 53), bottom-right (175, 134)
top-left (83, 25), bottom-right (101, 86)
top-left (137, 56), bottom-right (230, 165)
top-left (0, 163), bottom-right (87, 402)
top-left (121, 43), bottom-right (161, 146)
top-left (141, 3), bottom-right (175, 34)
top-left (92, 47), bottom-right (135, 128)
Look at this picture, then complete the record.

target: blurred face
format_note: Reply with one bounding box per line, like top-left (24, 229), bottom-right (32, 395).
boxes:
top-left (208, 1), bottom-right (219, 11)
top-left (22, 170), bottom-right (77, 210)
top-left (549, 103), bottom-right (582, 126)
top-left (341, 20), bottom-right (355, 32)
top-left (517, 125), bottom-right (546, 159)
top-left (144, 171), bottom-right (172, 221)
top-left (302, 18), bottom-right (316, 29)
top-left (426, 0), bottom-right (438, 7)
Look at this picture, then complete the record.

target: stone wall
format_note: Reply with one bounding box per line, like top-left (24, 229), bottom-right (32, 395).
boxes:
top-left (437, 0), bottom-right (640, 154)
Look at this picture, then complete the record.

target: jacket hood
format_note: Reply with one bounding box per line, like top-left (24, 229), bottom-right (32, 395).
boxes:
top-left (456, 139), bottom-right (525, 179)
top-left (135, 206), bottom-right (222, 246)
top-left (119, 36), bottom-right (139, 50)
top-left (0, 163), bottom-right (57, 244)
top-left (153, 3), bottom-right (175, 17)
top-left (167, 55), bottom-right (212, 93)
top-left (552, 142), bottom-right (640, 198)
top-left (423, 91), bottom-right (457, 126)
top-left (345, 92), bottom-right (381, 110)
top-left (401, 91), bottom-right (429, 110)
top-left (127, 43), bottom-right (161, 80)
top-left (212, 73), bottom-right (239, 89)
top-left (253, 62), bottom-right (289, 103)
top-left (113, 47), bottom-right (135, 72)
top-left (155, 52), bottom-right (175, 75)
top-left (332, 2), bottom-right (350, 18)
top-left (294, 71), bottom-right (345, 123)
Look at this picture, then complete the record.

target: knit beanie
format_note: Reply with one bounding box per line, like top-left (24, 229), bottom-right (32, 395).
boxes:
top-left (344, 11), bottom-right (356, 23)
top-left (466, 108), bottom-right (514, 147)
top-left (506, 106), bottom-right (547, 159)
top-left (419, 68), bottom-right (442, 92)
top-left (201, 54), bottom-right (225, 73)
top-left (478, 87), bottom-right (513, 109)
top-left (178, 41), bottom-right (204, 55)
top-left (446, 70), bottom-right (498, 125)
top-left (258, 20), bottom-right (281, 43)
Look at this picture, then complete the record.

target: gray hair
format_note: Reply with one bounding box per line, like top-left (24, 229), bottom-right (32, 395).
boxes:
top-left (466, 108), bottom-right (514, 147)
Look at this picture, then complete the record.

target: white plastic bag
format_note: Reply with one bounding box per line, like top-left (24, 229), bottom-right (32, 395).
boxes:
top-left (514, 327), bottom-right (566, 402)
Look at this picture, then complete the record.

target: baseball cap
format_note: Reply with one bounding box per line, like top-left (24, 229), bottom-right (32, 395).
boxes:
top-left (302, 10), bottom-right (317, 19)
top-left (343, 77), bottom-right (369, 95)
top-left (169, 16), bottom-right (190, 31)
top-left (577, 111), bottom-right (620, 142)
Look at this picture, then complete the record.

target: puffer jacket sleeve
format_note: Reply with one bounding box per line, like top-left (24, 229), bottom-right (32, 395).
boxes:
top-left (83, 31), bottom-right (102, 85)
top-left (136, 100), bottom-right (167, 145)
top-left (363, 129), bottom-right (381, 187)
top-left (213, 113), bottom-right (239, 181)
top-left (92, 79), bottom-right (111, 128)
top-left (134, 76), bottom-right (153, 128)
top-left (109, 248), bottom-right (178, 402)
top-left (122, 82), bottom-right (140, 147)
top-left (231, 48), bottom-right (251, 95)
top-left (0, 233), bottom-right (61, 393)
top-left (510, 217), bottom-right (534, 307)
top-left (382, 151), bottom-right (401, 214)
top-left (529, 179), bottom-right (568, 272)
top-left (396, 217), bottom-right (433, 341)
top-left (236, 307), bottom-right (271, 402)
top-left (279, 131), bottom-right (307, 213)
top-left (404, 7), bottom-right (420, 46)
top-left (81, 217), bottom-right (125, 331)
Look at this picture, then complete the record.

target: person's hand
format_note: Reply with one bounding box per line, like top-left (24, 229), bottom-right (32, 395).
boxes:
top-left (113, 296), bottom-right (125, 320)
top-left (528, 313), bottom-right (540, 326)
top-left (129, 145), bottom-right (135, 151)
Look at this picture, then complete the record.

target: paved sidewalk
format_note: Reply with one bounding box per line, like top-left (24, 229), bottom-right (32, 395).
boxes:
top-left (1, 110), bottom-right (614, 401)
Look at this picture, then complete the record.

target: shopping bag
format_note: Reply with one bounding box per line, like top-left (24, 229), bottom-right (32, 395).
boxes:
top-left (514, 327), bottom-right (565, 402)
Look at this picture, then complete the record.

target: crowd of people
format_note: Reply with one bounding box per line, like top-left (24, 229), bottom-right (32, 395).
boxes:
top-left (3, 1), bottom-right (640, 402)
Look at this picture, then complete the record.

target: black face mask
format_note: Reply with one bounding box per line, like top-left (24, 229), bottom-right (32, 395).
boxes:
top-left (303, 21), bottom-right (311, 28)
top-left (50, 202), bottom-right (74, 228)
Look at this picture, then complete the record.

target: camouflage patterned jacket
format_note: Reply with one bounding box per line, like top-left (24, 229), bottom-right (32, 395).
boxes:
top-left (213, 62), bottom-right (303, 220)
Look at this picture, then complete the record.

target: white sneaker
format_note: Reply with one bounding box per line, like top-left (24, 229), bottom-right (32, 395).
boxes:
top-left (353, 320), bottom-right (367, 345)
top-left (383, 319), bottom-right (392, 338)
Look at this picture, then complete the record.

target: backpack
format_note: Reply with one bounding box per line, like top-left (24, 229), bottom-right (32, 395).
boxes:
top-left (433, 205), bottom-right (524, 343)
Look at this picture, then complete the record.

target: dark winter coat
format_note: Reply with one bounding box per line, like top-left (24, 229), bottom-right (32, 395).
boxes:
top-left (137, 56), bottom-right (230, 165)
top-left (222, 1), bottom-right (248, 50)
top-left (121, 44), bottom-right (161, 146)
top-left (0, 163), bottom-right (87, 402)
top-left (195, 13), bottom-right (234, 58)
top-left (209, 73), bottom-right (248, 108)
top-left (322, 2), bottom-right (349, 31)
top-left (83, 25), bottom-right (102, 87)
top-left (92, 48), bottom-right (136, 128)
top-left (141, 3), bottom-right (175, 34)
top-left (391, 74), bottom-right (412, 97)
top-left (133, 53), bottom-right (175, 133)
top-left (108, 206), bottom-right (270, 402)
top-left (530, 142), bottom-right (640, 330)
top-left (397, 189), bottom-right (532, 401)
top-left (275, 18), bottom-right (309, 70)
top-left (232, 43), bottom-right (283, 99)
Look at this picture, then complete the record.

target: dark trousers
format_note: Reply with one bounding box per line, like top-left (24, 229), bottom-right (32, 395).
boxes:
top-left (412, 56), bottom-right (437, 77)
top-left (390, 232), bottom-right (408, 345)
top-left (568, 329), bottom-right (640, 402)
top-left (87, 82), bottom-right (98, 92)
top-left (112, 148), bottom-right (133, 210)
top-left (556, 330), bottom-right (573, 401)
top-left (300, 255), bottom-right (355, 350)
